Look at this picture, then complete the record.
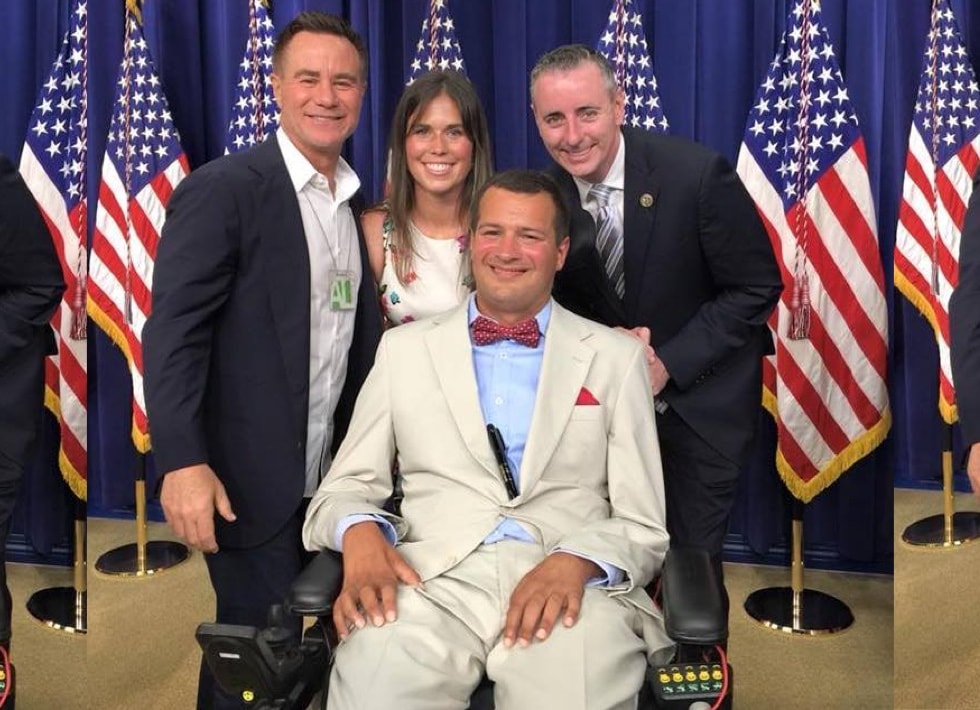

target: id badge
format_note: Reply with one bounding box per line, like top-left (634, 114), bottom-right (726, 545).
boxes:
top-left (329, 270), bottom-right (356, 311)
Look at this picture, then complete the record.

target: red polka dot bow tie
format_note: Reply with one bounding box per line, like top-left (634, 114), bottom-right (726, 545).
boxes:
top-left (470, 315), bottom-right (540, 348)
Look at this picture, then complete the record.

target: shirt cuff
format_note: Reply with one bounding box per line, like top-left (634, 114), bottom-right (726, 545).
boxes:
top-left (554, 548), bottom-right (625, 588)
top-left (335, 514), bottom-right (398, 551)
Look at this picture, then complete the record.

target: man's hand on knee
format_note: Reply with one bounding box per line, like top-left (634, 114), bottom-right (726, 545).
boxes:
top-left (334, 522), bottom-right (421, 641)
top-left (503, 552), bottom-right (601, 649)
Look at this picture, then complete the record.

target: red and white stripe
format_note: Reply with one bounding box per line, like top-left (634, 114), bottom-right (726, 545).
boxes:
top-left (88, 153), bottom-right (188, 453)
top-left (738, 140), bottom-right (891, 501)
top-left (18, 148), bottom-right (88, 499)
top-left (895, 127), bottom-right (980, 423)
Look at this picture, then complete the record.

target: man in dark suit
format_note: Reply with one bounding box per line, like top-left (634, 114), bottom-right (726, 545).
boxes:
top-left (951, 173), bottom-right (980, 497)
top-left (0, 152), bottom-right (65, 701)
top-left (529, 45), bottom-right (782, 585)
top-left (143, 12), bottom-right (381, 709)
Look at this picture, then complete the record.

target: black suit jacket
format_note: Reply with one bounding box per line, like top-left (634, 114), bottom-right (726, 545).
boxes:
top-left (551, 127), bottom-right (782, 465)
top-left (144, 137), bottom-right (381, 549)
top-left (0, 153), bottom-right (65, 471)
top-left (951, 170), bottom-right (980, 449)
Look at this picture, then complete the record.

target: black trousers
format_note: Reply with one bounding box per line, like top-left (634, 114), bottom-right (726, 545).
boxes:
top-left (197, 500), bottom-right (313, 710)
top-left (0, 340), bottom-right (46, 646)
top-left (656, 407), bottom-right (741, 614)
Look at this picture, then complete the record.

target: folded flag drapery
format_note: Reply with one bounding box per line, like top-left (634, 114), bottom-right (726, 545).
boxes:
top-left (736, 0), bottom-right (890, 502)
top-left (88, 0), bottom-right (190, 453)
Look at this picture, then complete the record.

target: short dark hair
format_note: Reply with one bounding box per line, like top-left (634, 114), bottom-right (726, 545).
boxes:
top-left (469, 170), bottom-right (569, 243)
top-left (272, 12), bottom-right (368, 81)
top-left (529, 44), bottom-right (619, 98)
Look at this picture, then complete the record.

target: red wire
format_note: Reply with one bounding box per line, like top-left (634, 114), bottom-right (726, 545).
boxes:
top-left (0, 643), bottom-right (11, 707)
top-left (708, 644), bottom-right (729, 710)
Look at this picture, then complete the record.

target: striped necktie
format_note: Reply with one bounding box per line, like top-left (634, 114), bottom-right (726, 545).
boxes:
top-left (589, 183), bottom-right (625, 299)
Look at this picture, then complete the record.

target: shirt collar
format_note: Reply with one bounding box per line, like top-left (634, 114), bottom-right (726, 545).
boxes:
top-left (467, 293), bottom-right (553, 338)
top-left (573, 129), bottom-right (626, 206)
top-left (276, 127), bottom-right (361, 202)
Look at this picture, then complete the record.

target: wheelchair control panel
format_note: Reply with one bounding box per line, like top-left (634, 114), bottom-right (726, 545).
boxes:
top-left (651, 662), bottom-right (732, 710)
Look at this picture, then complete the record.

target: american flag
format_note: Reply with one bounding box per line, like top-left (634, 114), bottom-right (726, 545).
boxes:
top-left (596, 0), bottom-right (669, 134)
top-left (87, 4), bottom-right (189, 453)
top-left (225, 0), bottom-right (279, 154)
top-left (895, 0), bottom-right (980, 424)
top-left (18, 0), bottom-right (88, 499)
top-left (735, 0), bottom-right (890, 502)
top-left (406, 0), bottom-right (467, 85)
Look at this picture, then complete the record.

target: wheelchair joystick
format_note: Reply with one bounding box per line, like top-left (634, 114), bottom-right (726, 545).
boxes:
top-left (260, 605), bottom-right (295, 652)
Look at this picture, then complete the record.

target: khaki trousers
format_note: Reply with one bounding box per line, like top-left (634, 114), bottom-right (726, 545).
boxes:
top-left (327, 540), bottom-right (649, 710)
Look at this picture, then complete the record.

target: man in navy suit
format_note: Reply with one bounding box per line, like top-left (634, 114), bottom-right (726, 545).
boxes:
top-left (0, 152), bottom-right (65, 704)
top-left (143, 12), bottom-right (381, 709)
top-left (530, 45), bottom-right (782, 590)
top-left (952, 172), bottom-right (980, 498)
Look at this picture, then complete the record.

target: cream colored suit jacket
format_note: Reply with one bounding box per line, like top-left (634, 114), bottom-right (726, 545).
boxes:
top-left (303, 300), bottom-right (670, 650)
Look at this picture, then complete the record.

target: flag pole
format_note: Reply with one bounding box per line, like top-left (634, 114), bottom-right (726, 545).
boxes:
top-left (94, 454), bottom-right (189, 577)
top-left (91, 0), bottom-right (189, 577)
top-left (26, 497), bottom-right (87, 634)
top-left (743, 499), bottom-right (853, 635)
top-left (902, 421), bottom-right (980, 547)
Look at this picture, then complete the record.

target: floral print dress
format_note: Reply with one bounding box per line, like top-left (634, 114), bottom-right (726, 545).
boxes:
top-left (378, 214), bottom-right (471, 326)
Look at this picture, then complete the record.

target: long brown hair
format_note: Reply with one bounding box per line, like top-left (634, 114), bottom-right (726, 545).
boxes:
top-left (385, 71), bottom-right (493, 284)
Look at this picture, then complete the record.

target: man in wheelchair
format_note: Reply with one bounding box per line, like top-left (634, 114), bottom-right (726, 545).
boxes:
top-left (200, 170), bottom-right (729, 709)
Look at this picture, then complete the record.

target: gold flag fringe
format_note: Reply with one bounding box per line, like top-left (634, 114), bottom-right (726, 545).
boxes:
top-left (762, 385), bottom-right (891, 503)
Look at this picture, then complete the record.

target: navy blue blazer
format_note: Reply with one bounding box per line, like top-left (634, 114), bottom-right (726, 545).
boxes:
top-left (144, 137), bottom-right (381, 548)
top-left (550, 127), bottom-right (783, 465)
top-left (951, 170), bottom-right (980, 449)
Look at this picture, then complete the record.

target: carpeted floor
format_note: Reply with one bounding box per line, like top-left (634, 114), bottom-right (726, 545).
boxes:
top-left (894, 487), bottom-right (980, 710)
top-left (10, 517), bottom-right (894, 708)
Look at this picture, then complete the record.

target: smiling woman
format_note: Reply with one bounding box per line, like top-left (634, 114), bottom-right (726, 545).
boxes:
top-left (360, 70), bottom-right (494, 326)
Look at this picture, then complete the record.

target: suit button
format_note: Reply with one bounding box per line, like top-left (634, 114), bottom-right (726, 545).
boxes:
top-left (296, 441), bottom-right (302, 451)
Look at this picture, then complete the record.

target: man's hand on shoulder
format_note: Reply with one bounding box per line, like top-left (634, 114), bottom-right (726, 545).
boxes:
top-left (334, 522), bottom-right (421, 642)
top-left (503, 552), bottom-right (601, 649)
top-left (615, 325), bottom-right (669, 394)
top-left (968, 445), bottom-right (980, 500)
top-left (160, 464), bottom-right (236, 553)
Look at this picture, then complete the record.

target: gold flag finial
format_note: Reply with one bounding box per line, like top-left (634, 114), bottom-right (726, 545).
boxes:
top-left (125, 0), bottom-right (142, 25)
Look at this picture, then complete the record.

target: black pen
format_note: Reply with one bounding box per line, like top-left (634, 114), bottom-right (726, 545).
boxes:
top-left (486, 424), bottom-right (519, 499)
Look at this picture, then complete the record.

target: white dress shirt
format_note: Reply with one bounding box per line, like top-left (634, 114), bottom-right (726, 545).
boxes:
top-left (573, 130), bottom-right (626, 227)
top-left (277, 128), bottom-right (362, 495)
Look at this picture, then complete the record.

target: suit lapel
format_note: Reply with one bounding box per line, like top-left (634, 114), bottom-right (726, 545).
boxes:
top-left (622, 128), bottom-right (660, 319)
top-left (254, 138), bottom-right (311, 410)
top-left (520, 305), bottom-right (595, 494)
top-left (425, 304), bottom-right (499, 477)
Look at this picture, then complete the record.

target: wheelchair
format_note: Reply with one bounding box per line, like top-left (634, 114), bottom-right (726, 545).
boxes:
top-left (197, 546), bottom-right (732, 709)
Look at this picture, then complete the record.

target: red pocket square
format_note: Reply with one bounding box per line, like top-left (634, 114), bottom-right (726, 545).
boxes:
top-left (576, 387), bottom-right (600, 406)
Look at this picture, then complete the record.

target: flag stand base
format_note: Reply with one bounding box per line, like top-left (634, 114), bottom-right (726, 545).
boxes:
top-left (901, 513), bottom-right (980, 547)
top-left (743, 506), bottom-right (853, 636)
top-left (94, 479), bottom-right (190, 577)
top-left (901, 426), bottom-right (980, 548)
top-left (744, 587), bottom-right (853, 635)
top-left (95, 540), bottom-right (190, 576)
top-left (27, 515), bottom-right (86, 634)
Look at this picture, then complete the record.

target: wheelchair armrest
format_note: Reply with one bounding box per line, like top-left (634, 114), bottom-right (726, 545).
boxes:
top-left (285, 550), bottom-right (344, 617)
top-left (660, 547), bottom-right (727, 645)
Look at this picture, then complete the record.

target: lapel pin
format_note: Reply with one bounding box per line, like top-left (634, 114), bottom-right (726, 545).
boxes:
top-left (640, 193), bottom-right (654, 208)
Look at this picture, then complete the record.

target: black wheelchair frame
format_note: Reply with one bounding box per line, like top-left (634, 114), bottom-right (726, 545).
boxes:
top-left (197, 546), bottom-right (732, 709)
